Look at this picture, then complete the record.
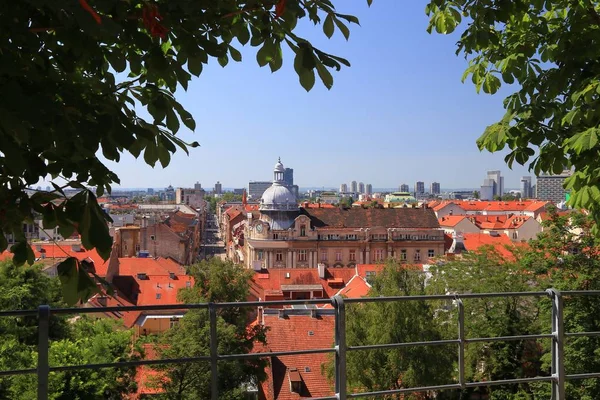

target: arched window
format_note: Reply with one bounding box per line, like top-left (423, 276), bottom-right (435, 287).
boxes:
top-left (300, 225), bottom-right (306, 236)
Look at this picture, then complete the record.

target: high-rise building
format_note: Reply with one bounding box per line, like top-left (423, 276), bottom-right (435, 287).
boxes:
top-left (248, 181), bottom-right (272, 200)
top-left (214, 181), bottom-right (222, 195)
top-left (486, 170), bottom-right (504, 197)
top-left (358, 182), bottom-right (365, 194)
top-left (365, 184), bottom-right (373, 196)
top-left (536, 171), bottom-right (572, 203)
top-left (147, 188), bottom-right (154, 195)
top-left (480, 179), bottom-right (495, 200)
top-left (194, 182), bottom-right (202, 191)
top-left (415, 181), bottom-right (425, 195)
top-left (351, 181), bottom-right (358, 193)
top-left (339, 183), bottom-right (348, 193)
top-left (430, 182), bottom-right (441, 195)
top-left (283, 168), bottom-right (294, 187)
top-left (520, 176), bottom-right (532, 199)
top-left (400, 184), bottom-right (409, 193)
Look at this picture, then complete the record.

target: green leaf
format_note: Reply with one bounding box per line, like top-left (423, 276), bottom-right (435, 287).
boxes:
top-left (218, 55), bottom-right (229, 67)
top-left (236, 24), bottom-right (250, 45)
top-left (269, 43), bottom-right (283, 72)
top-left (477, 122), bottom-right (508, 152)
top-left (10, 241), bottom-right (34, 266)
top-left (323, 14), bottom-right (335, 38)
top-left (229, 46), bottom-right (242, 62)
top-left (256, 42), bottom-right (274, 67)
top-left (166, 108), bottom-right (180, 134)
top-left (158, 144), bottom-right (171, 168)
top-left (299, 70), bottom-right (316, 92)
top-left (482, 74), bottom-right (501, 94)
top-left (316, 62), bottom-right (333, 89)
top-left (566, 128), bottom-right (599, 155)
top-left (188, 56), bottom-right (203, 77)
top-left (57, 258), bottom-right (99, 305)
top-left (333, 17), bottom-right (350, 40)
top-left (144, 140), bottom-right (159, 167)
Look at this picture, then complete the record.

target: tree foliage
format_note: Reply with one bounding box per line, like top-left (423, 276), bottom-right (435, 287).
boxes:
top-left (340, 261), bottom-right (455, 399)
top-left (0, 261), bottom-right (136, 399)
top-left (426, 0), bottom-right (600, 229)
top-left (152, 258), bottom-right (266, 399)
top-left (1, 0), bottom-right (368, 304)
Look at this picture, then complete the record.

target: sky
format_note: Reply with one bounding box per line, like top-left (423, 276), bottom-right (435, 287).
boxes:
top-left (100, 0), bottom-right (533, 191)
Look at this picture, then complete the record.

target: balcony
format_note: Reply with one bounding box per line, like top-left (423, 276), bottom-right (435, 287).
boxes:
top-left (1, 290), bottom-right (597, 399)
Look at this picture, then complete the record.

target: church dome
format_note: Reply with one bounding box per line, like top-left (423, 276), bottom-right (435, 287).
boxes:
top-left (260, 184), bottom-right (297, 211)
top-left (274, 159), bottom-right (285, 172)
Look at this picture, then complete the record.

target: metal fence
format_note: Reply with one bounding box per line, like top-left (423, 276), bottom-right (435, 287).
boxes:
top-left (1, 289), bottom-right (600, 400)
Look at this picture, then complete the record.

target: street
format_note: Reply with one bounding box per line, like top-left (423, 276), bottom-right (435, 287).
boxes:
top-left (200, 212), bottom-right (226, 260)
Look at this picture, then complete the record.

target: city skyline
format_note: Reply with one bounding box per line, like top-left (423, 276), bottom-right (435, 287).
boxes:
top-left (95, 1), bottom-right (532, 189)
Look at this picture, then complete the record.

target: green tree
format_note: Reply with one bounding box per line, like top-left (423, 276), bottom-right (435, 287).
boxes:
top-left (427, 246), bottom-right (545, 400)
top-left (154, 258), bottom-right (266, 399)
top-left (340, 261), bottom-right (454, 399)
top-left (1, 0), bottom-right (368, 304)
top-left (426, 1), bottom-right (600, 230)
top-left (0, 260), bottom-right (136, 399)
top-left (473, 190), bottom-right (480, 199)
top-left (521, 208), bottom-right (600, 399)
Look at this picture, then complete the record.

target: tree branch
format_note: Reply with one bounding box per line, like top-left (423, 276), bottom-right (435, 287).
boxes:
top-left (585, 0), bottom-right (600, 25)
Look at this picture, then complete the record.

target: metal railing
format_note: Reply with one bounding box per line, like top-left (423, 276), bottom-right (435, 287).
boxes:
top-left (0, 290), bottom-right (599, 399)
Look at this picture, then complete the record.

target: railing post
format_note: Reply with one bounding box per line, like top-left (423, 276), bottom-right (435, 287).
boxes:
top-left (209, 303), bottom-right (218, 400)
top-left (37, 305), bottom-right (50, 400)
top-left (333, 296), bottom-right (347, 400)
top-left (547, 289), bottom-right (565, 400)
top-left (457, 298), bottom-right (465, 391)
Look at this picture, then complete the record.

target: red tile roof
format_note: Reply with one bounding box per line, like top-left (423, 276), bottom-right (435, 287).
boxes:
top-left (303, 207), bottom-right (440, 229)
top-left (133, 344), bottom-right (168, 398)
top-left (118, 257), bottom-right (185, 277)
top-left (462, 233), bottom-right (521, 260)
top-left (135, 274), bottom-right (194, 306)
top-left (438, 215), bottom-right (468, 227)
top-left (336, 275), bottom-right (370, 298)
top-left (442, 200), bottom-right (549, 213)
top-left (254, 314), bottom-right (335, 400)
top-left (29, 243), bottom-right (110, 276)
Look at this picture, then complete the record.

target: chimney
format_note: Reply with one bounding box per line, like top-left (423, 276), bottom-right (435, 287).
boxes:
top-left (317, 263), bottom-right (326, 279)
top-left (278, 309), bottom-right (286, 319)
top-left (71, 243), bottom-right (81, 252)
top-left (310, 308), bottom-right (318, 319)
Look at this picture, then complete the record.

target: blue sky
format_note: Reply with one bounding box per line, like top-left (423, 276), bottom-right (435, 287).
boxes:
top-left (102, 0), bottom-right (532, 191)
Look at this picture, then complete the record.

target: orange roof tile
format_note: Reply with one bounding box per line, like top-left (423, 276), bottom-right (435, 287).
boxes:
top-left (462, 233), bottom-right (523, 260)
top-left (254, 314), bottom-right (335, 400)
top-left (438, 215), bottom-right (468, 227)
top-left (135, 275), bottom-right (194, 306)
top-left (336, 276), bottom-right (370, 298)
top-left (118, 257), bottom-right (184, 277)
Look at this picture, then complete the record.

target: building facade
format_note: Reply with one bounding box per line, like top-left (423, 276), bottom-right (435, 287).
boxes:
top-left (350, 181), bottom-right (358, 193)
top-left (339, 183), bottom-right (348, 193)
top-left (283, 168), bottom-right (294, 187)
top-left (536, 171), bottom-right (572, 203)
top-left (365, 184), bottom-right (373, 196)
top-left (520, 176), bottom-right (532, 199)
top-left (430, 182), bottom-right (441, 195)
top-left (415, 181), bottom-right (425, 195)
top-left (358, 182), bottom-right (365, 194)
top-left (248, 181), bottom-right (272, 200)
top-left (175, 187), bottom-right (205, 209)
top-left (229, 160), bottom-right (445, 270)
top-left (214, 181), bottom-right (222, 194)
top-left (486, 170), bottom-right (504, 197)
top-left (400, 184), bottom-right (409, 193)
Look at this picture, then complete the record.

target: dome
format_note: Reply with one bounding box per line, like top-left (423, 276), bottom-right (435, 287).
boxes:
top-left (274, 158), bottom-right (285, 173)
top-left (260, 183), bottom-right (298, 211)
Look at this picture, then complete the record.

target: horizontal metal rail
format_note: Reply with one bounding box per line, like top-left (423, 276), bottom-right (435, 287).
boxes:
top-left (0, 290), bottom-right (599, 399)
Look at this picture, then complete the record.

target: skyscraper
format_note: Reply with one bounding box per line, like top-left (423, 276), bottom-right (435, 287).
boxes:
top-left (400, 184), bottom-right (409, 193)
top-left (283, 168), bottom-right (294, 187)
top-left (214, 181), bottom-right (222, 195)
top-left (339, 183), bottom-right (348, 193)
top-left (430, 182), bottom-right (441, 195)
top-left (520, 176), bottom-right (532, 199)
top-left (365, 184), bottom-right (372, 196)
top-left (415, 181), bottom-right (425, 195)
top-left (536, 171), bottom-right (572, 203)
top-left (486, 170), bottom-right (504, 197)
top-left (248, 181), bottom-right (272, 200)
top-left (358, 182), bottom-right (365, 194)
top-left (351, 181), bottom-right (358, 193)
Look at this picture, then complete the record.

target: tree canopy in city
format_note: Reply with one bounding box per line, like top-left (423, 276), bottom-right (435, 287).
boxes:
top-left (0, 0), bottom-right (368, 303)
top-left (426, 0), bottom-right (600, 226)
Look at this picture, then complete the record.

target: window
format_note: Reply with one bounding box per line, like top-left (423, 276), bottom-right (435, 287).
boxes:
top-left (124, 244), bottom-right (128, 251)
top-left (298, 250), bottom-right (307, 262)
top-left (150, 235), bottom-right (156, 241)
top-left (156, 293), bottom-right (161, 299)
top-left (512, 232), bottom-right (518, 239)
top-left (370, 234), bottom-right (387, 241)
top-left (257, 250), bottom-right (264, 260)
top-left (335, 250), bottom-right (342, 262)
top-left (428, 249), bottom-right (435, 258)
top-left (321, 251), bottom-right (328, 261)
top-left (374, 249), bottom-right (384, 261)
top-left (276, 251), bottom-right (283, 262)
top-left (170, 318), bottom-right (179, 328)
top-left (414, 249), bottom-right (421, 261)
top-left (135, 244), bottom-right (140, 253)
top-left (273, 233), bottom-right (279, 240)
top-left (349, 250), bottom-right (356, 261)
top-left (186, 281), bottom-right (191, 288)
top-left (300, 225), bottom-right (306, 236)
top-left (400, 249), bottom-right (407, 261)
top-left (346, 234), bottom-right (357, 240)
